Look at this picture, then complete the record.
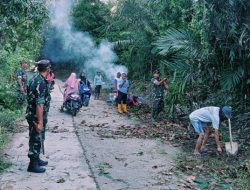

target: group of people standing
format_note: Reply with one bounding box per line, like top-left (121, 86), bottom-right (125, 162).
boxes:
top-left (16, 60), bottom-right (233, 173)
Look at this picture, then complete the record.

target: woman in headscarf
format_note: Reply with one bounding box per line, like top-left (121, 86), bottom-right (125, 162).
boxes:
top-left (62, 73), bottom-right (79, 104)
top-left (79, 71), bottom-right (91, 89)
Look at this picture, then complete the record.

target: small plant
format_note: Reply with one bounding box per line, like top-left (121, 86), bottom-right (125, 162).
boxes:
top-left (0, 111), bottom-right (17, 132)
top-left (0, 110), bottom-right (18, 151)
top-left (0, 159), bottom-right (12, 171)
top-left (236, 169), bottom-right (250, 190)
top-left (0, 83), bottom-right (17, 110)
top-left (0, 126), bottom-right (7, 148)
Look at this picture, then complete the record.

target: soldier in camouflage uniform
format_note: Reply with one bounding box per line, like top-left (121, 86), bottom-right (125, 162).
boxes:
top-left (26, 60), bottom-right (51, 173)
top-left (151, 70), bottom-right (169, 121)
top-left (16, 60), bottom-right (28, 107)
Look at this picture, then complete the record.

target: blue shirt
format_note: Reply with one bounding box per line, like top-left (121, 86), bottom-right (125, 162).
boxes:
top-left (117, 79), bottom-right (129, 94)
top-left (94, 75), bottom-right (103, 86)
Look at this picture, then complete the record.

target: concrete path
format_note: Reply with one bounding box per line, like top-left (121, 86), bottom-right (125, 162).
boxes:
top-left (0, 81), bottom-right (96, 190)
top-left (0, 80), bottom-right (189, 190)
top-left (74, 101), bottom-right (186, 190)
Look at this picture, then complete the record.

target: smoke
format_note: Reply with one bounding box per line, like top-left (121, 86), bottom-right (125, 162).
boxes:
top-left (43, 0), bottom-right (127, 80)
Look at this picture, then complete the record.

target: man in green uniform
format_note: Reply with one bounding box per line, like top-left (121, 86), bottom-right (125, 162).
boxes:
top-left (151, 70), bottom-right (169, 121)
top-left (26, 60), bottom-right (51, 173)
top-left (16, 60), bottom-right (28, 107)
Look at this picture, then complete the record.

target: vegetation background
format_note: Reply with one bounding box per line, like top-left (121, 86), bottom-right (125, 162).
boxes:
top-left (0, 0), bottom-right (249, 189)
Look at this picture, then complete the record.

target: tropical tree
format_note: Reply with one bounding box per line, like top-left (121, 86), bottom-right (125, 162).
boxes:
top-left (0, 0), bottom-right (48, 80)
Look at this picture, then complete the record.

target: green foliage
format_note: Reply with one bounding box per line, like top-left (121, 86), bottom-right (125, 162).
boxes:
top-left (0, 159), bottom-right (12, 171)
top-left (0, 0), bottom-right (47, 80)
top-left (155, 28), bottom-right (206, 116)
top-left (0, 83), bottom-right (16, 110)
top-left (72, 0), bottom-right (110, 40)
top-left (72, 0), bottom-right (250, 116)
top-left (0, 0), bottom-right (48, 156)
top-left (0, 111), bottom-right (16, 132)
top-left (236, 169), bottom-right (250, 190)
top-left (0, 110), bottom-right (17, 152)
top-left (0, 0), bottom-right (47, 51)
top-left (154, 1), bottom-right (250, 116)
top-left (0, 126), bottom-right (8, 149)
top-left (221, 66), bottom-right (244, 90)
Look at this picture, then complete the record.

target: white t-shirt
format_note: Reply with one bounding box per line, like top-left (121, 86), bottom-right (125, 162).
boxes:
top-left (189, 106), bottom-right (220, 129)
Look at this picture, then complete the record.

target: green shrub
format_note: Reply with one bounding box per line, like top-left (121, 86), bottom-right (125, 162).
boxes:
top-left (0, 83), bottom-right (17, 110)
top-left (0, 111), bottom-right (17, 132)
top-left (0, 126), bottom-right (7, 149)
top-left (236, 169), bottom-right (250, 190)
top-left (0, 158), bottom-right (12, 171)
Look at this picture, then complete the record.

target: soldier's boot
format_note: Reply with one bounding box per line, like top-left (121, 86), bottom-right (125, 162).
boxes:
top-left (118, 104), bottom-right (122, 114)
top-left (27, 158), bottom-right (46, 173)
top-left (38, 157), bottom-right (48, 166)
top-left (97, 93), bottom-right (100, 100)
top-left (122, 104), bottom-right (127, 113)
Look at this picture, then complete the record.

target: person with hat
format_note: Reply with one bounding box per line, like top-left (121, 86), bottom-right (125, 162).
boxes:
top-left (151, 70), bottom-right (169, 121)
top-left (26, 60), bottom-right (51, 173)
top-left (189, 106), bottom-right (232, 155)
top-left (16, 60), bottom-right (28, 107)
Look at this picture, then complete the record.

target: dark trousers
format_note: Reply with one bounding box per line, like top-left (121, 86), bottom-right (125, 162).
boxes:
top-left (151, 97), bottom-right (164, 119)
top-left (95, 85), bottom-right (102, 99)
top-left (117, 91), bottom-right (127, 104)
top-left (27, 119), bottom-right (47, 159)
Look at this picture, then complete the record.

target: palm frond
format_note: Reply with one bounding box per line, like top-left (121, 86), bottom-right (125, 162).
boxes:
top-left (154, 28), bottom-right (197, 56)
top-left (220, 66), bottom-right (244, 90)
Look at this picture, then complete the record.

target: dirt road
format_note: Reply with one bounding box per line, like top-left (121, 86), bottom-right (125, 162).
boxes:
top-left (0, 80), bottom-right (188, 190)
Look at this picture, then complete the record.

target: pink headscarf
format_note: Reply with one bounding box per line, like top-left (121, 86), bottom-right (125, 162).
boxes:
top-left (65, 73), bottom-right (78, 89)
top-left (63, 73), bottom-right (79, 102)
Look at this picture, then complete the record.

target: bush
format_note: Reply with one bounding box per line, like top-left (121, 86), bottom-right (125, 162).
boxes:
top-left (0, 110), bottom-right (17, 164)
top-left (0, 111), bottom-right (17, 132)
top-left (0, 83), bottom-right (17, 110)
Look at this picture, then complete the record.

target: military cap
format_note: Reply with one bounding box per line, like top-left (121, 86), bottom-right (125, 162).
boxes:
top-left (37, 60), bottom-right (51, 69)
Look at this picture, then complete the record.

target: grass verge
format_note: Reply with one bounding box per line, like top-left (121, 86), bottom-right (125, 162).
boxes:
top-left (0, 109), bottom-right (22, 172)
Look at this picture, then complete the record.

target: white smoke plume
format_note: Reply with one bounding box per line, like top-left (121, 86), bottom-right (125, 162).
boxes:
top-left (43, 0), bottom-right (127, 81)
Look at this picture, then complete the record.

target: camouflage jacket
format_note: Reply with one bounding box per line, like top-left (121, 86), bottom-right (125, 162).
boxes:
top-left (26, 74), bottom-right (51, 121)
top-left (151, 77), bottom-right (165, 97)
top-left (16, 67), bottom-right (27, 89)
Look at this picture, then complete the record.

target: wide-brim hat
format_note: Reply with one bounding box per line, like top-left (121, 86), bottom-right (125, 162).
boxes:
top-left (222, 106), bottom-right (232, 119)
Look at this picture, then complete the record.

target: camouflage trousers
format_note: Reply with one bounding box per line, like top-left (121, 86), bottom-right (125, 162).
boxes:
top-left (151, 96), bottom-right (164, 120)
top-left (16, 91), bottom-right (26, 107)
top-left (27, 119), bottom-right (47, 159)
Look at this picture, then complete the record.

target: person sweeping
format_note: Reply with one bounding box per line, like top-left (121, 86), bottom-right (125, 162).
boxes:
top-left (117, 73), bottom-right (129, 114)
top-left (189, 106), bottom-right (232, 155)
